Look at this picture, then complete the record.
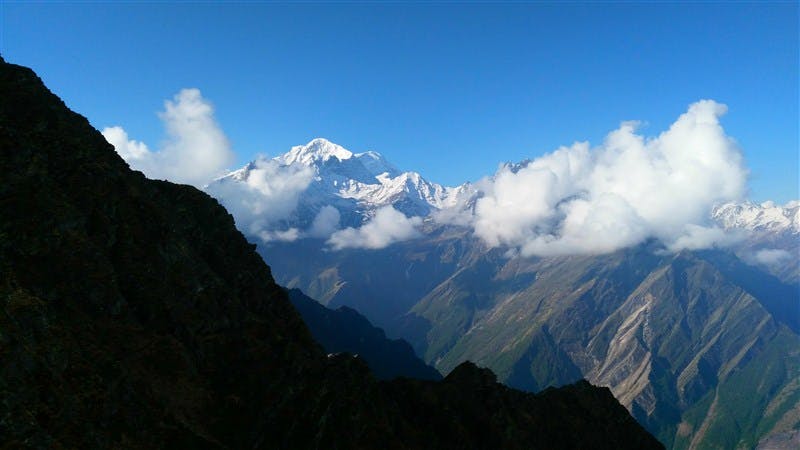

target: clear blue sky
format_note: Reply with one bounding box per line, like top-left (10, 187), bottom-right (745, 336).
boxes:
top-left (2, 2), bottom-right (797, 203)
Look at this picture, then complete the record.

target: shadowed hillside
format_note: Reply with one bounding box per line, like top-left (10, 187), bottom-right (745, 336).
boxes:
top-left (0, 56), bottom-right (662, 449)
top-left (287, 288), bottom-right (442, 381)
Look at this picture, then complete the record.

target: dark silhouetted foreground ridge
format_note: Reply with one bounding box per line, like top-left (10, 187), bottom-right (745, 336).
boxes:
top-left (0, 56), bottom-right (662, 449)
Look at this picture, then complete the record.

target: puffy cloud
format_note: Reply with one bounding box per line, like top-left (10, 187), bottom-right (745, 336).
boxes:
top-left (309, 206), bottom-right (341, 238)
top-left (103, 89), bottom-right (322, 242)
top-left (463, 100), bottom-right (747, 256)
top-left (102, 126), bottom-right (150, 160)
top-left (328, 206), bottom-right (422, 250)
top-left (205, 157), bottom-right (315, 241)
top-left (103, 88), bottom-right (234, 188)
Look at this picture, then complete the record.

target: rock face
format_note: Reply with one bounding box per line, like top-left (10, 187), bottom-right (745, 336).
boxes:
top-left (0, 57), bottom-right (662, 448)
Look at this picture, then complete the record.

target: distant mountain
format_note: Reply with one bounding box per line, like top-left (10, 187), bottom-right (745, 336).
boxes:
top-left (0, 57), bottom-right (662, 448)
top-left (712, 200), bottom-right (799, 234)
top-left (286, 288), bottom-right (441, 381)
top-left (211, 138), bottom-right (475, 229)
top-left (231, 140), bottom-right (799, 449)
top-left (712, 201), bottom-right (799, 283)
top-left (265, 233), bottom-right (800, 450)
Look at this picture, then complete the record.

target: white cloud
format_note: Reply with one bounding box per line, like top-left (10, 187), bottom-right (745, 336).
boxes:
top-left (102, 126), bottom-right (150, 160)
top-left (102, 88), bottom-right (235, 188)
top-left (205, 157), bottom-right (315, 241)
top-left (665, 225), bottom-right (742, 252)
top-left (465, 100), bottom-right (747, 256)
top-left (432, 203), bottom-right (474, 227)
top-left (309, 205), bottom-right (341, 238)
top-left (747, 248), bottom-right (793, 266)
top-left (103, 95), bottom-right (751, 256)
top-left (328, 206), bottom-right (422, 250)
top-left (257, 228), bottom-right (302, 243)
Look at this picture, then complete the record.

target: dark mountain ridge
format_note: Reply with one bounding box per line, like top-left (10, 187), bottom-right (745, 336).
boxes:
top-left (0, 57), bottom-right (661, 448)
top-left (286, 288), bottom-right (441, 381)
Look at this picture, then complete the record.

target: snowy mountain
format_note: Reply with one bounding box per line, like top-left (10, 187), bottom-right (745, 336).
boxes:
top-left (210, 138), bottom-right (475, 230)
top-left (210, 138), bottom-right (798, 255)
top-left (711, 200), bottom-right (799, 283)
top-left (712, 200), bottom-right (800, 234)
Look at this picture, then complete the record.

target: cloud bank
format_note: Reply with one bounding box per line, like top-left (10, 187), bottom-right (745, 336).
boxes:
top-left (328, 206), bottom-right (422, 250)
top-left (104, 95), bottom-right (751, 256)
top-left (103, 88), bottom-right (234, 188)
top-left (448, 100), bottom-right (747, 256)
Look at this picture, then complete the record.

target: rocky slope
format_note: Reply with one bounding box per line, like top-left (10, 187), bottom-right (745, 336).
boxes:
top-left (266, 230), bottom-right (800, 449)
top-left (0, 57), bottom-right (662, 448)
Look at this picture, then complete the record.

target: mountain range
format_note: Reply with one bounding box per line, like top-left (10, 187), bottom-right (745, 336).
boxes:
top-left (211, 138), bottom-right (800, 449)
top-left (209, 138), bottom-right (475, 234)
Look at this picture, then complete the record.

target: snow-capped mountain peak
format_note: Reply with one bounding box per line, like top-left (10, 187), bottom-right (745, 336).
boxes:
top-left (279, 138), bottom-right (354, 165)
top-left (210, 138), bottom-right (476, 231)
top-left (712, 200), bottom-right (800, 234)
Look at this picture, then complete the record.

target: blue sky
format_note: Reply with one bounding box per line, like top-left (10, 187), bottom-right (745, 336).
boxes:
top-left (2, 2), bottom-right (797, 202)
